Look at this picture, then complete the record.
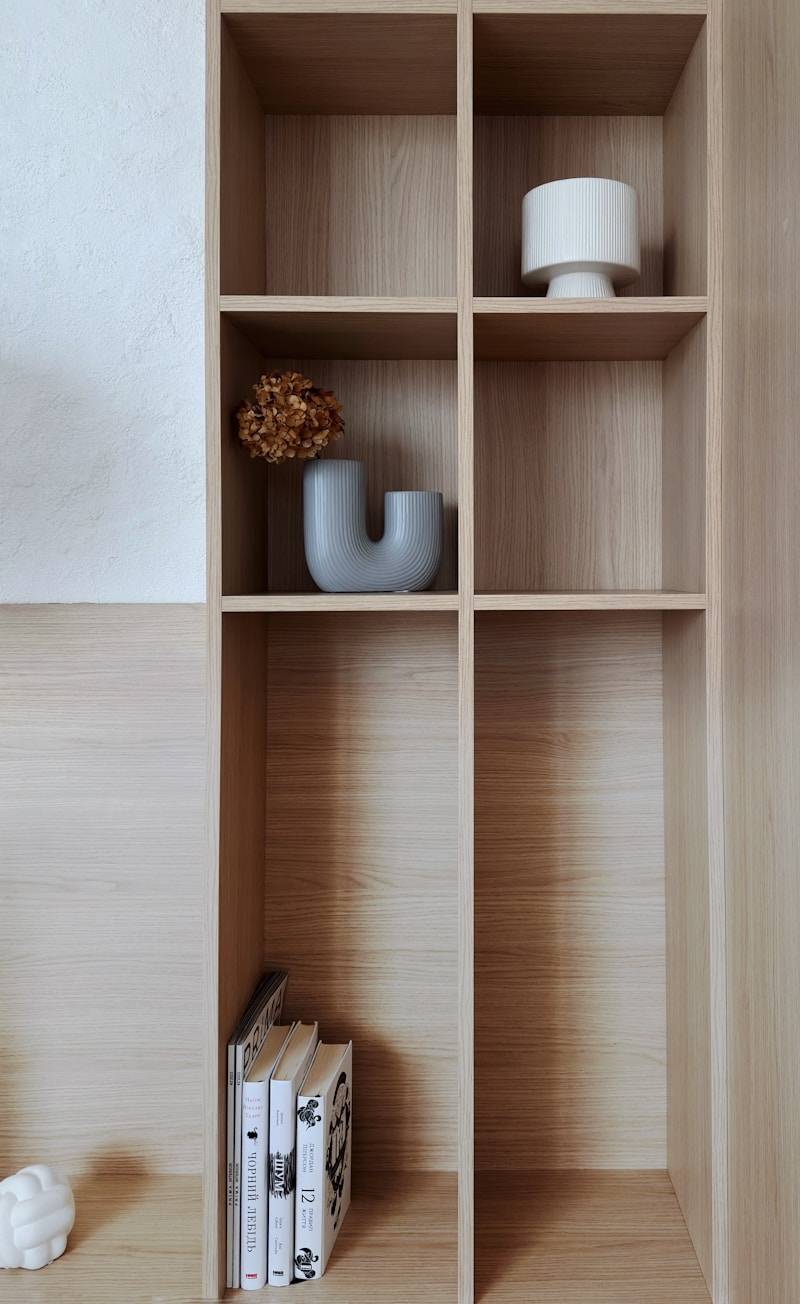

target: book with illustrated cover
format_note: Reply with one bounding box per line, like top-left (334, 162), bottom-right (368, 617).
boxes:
top-left (267, 1021), bottom-right (320, 1287)
top-left (226, 969), bottom-right (288, 1289)
top-left (240, 1022), bottom-right (295, 1291)
top-left (294, 1041), bottom-right (353, 1282)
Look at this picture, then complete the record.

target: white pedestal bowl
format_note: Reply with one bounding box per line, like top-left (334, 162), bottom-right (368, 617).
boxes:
top-left (521, 177), bottom-right (640, 298)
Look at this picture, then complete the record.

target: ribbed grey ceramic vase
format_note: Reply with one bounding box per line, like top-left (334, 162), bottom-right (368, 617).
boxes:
top-left (303, 459), bottom-right (443, 593)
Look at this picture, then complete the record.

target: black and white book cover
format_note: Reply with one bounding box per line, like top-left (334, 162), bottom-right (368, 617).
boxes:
top-left (267, 1021), bottom-right (319, 1287)
top-left (226, 969), bottom-right (288, 1288)
top-left (294, 1041), bottom-right (352, 1281)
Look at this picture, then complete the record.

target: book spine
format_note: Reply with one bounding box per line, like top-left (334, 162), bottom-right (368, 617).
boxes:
top-left (226, 1043), bottom-right (235, 1288)
top-left (294, 1093), bottom-right (325, 1280)
top-left (232, 1046), bottom-right (244, 1288)
top-left (267, 1078), bottom-right (297, 1287)
top-left (240, 1077), bottom-right (268, 1290)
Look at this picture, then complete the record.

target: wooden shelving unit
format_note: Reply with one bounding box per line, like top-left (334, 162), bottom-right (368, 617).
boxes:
top-left (474, 297), bottom-right (707, 361)
top-left (206, 3), bottom-right (725, 1303)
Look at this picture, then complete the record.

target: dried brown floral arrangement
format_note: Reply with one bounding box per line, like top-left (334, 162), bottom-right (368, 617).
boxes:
top-left (237, 370), bottom-right (344, 464)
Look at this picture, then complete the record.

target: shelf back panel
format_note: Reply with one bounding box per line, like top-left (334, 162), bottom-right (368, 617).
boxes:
top-left (265, 115), bottom-right (457, 297)
top-left (264, 358), bottom-right (458, 595)
top-left (475, 360), bottom-right (662, 593)
top-left (264, 612), bottom-right (458, 1172)
top-left (475, 115), bottom-right (664, 299)
top-left (475, 611), bottom-right (667, 1169)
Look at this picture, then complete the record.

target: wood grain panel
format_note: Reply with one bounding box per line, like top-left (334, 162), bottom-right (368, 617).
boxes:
top-left (476, 1171), bottom-right (710, 1304)
top-left (663, 24), bottom-right (707, 296)
top-left (474, 116), bottom-right (663, 298)
top-left (473, 13), bottom-right (705, 115)
top-left (476, 592), bottom-right (706, 611)
top-left (722, 0), bottom-right (800, 1300)
top-left (264, 614), bottom-right (458, 1171)
top-left (264, 116), bottom-right (456, 296)
top-left (475, 0), bottom-right (707, 10)
top-left (475, 613), bottom-right (666, 1169)
top-left (226, 0), bottom-right (456, 10)
top-left (0, 605), bottom-right (205, 1178)
top-left (475, 361), bottom-right (662, 593)
top-left (223, 593), bottom-right (458, 613)
top-left (224, 12), bottom-right (456, 114)
top-left (217, 613), bottom-right (269, 1289)
top-left (220, 22), bottom-right (266, 295)
top-left (5, 1175), bottom-right (202, 1304)
top-left (225, 1173), bottom-right (456, 1304)
top-left (703, 3), bottom-right (727, 1298)
top-left (474, 298), bottom-right (706, 362)
top-left (662, 317), bottom-right (706, 593)
top-left (663, 611), bottom-right (712, 1289)
top-left (264, 359), bottom-right (458, 594)
top-left (456, 3), bottom-right (475, 1299)
top-left (220, 315), bottom-right (269, 596)
top-left (221, 297), bottom-right (458, 360)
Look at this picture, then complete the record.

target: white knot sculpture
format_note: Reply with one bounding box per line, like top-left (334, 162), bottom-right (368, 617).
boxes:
top-left (304, 459), bottom-right (443, 593)
top-left (0, 1165), bottom-right (75, 1270)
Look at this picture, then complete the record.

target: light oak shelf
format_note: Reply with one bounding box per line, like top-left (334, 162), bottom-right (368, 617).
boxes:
top-left (473, 9), bottom-right (705, 114)
top-left (207, 4), bottom-right (723, 1303)
top-left (221, 296), bottom-right (458, 360)
top-left (474, 297), bottom-right (707, 361)
top-left (475, 591), bottom-right (708, 610)
top-left (222, 592), bottom-right (706, 614)
top-left (474, 1), bottom-right (707, 12)
top-left (222, 8), bottom-right (456, 115)
top-left (7, 1177), bottom-right (202, 1304)
top-left (222, 592), bottom-right (459, 612)
top-left (225, 1173), bottom-right (456, 1302)
top-left (476, 1171), bottom-right (711, 1304)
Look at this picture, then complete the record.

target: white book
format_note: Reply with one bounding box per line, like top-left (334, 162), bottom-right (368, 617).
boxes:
top-left (227, 970), bottom-right (288, 1288)
top-left (267, 1022), bottom-right (320, 1287)
top-left (240, 1023), bottom-right (294, 1291)
top-left (294, 1041), bottom-right (353, 1282)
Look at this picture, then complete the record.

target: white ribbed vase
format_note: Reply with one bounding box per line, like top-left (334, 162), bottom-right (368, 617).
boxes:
top-left (521, 177), bottom-right (640, 298)
top-left (303, 460), bottom-right (443, 593)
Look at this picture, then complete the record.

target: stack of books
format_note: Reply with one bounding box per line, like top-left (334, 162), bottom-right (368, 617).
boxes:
top-left (226, 971), bottom-right (353, 1290)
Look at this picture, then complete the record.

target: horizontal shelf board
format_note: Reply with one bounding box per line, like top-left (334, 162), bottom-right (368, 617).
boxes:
top-left (221, 296), bottom-right (458, 359)
top-left (225, 1172), bottom-right (456, 1300)
top-left (7, 1175), bottom-right (201, 1302)
top-left (223, 11), bottom-right (456, 114)
top-left (473, 11), bottom-right (705, 114)
top-left (474, 1), bottom-right (706, 13)
top-left (222, 592), bottom-right (460, 612)
top-left (474, 297), bottom-right (707, 361)
top-left (476, 1170), bottom-right (711, 1304)
top-left (475, 592), bottom-right (708, 610)
top-left (223, 0), bottom-right (455, 11)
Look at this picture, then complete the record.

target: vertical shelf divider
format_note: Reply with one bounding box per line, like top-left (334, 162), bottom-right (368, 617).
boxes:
top-left (705, 1), bottom-right (728, 1298)
top-left (456, 3), bottom-right (475, 1303)
top-left (204, 1), bottom-right (223, 1296)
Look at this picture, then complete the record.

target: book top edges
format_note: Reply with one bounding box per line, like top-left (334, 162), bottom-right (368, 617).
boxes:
top-left (246, 1023), bottom-right (294, 1083)
top-left (300, 1042), bottom-right (351, 1097)
top-left (230, 969), bottom-right (288, 1045)
top-left (272, 1022), bottom-right (319, 1082)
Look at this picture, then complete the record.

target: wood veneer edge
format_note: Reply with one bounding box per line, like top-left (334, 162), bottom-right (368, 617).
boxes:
top-left (705, 2), bottom-right (728, 1300)
top-left (204, 2), bottom-right (223, 1299)
top-left (457, 2), bottom-right (474, 1301)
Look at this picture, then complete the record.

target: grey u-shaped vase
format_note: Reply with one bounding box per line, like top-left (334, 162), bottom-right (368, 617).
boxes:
top-left (303, 459), bottom-right (443, 593)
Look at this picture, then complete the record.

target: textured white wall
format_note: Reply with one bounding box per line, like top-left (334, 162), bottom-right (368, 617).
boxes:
top-left (0, 1), bottom-right (206, 602)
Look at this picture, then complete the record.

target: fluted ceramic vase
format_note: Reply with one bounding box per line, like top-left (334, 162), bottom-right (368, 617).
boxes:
top-left (303, 460), bottom-right (443, 593)
top-left (521, 177), bottom-right (640, 298)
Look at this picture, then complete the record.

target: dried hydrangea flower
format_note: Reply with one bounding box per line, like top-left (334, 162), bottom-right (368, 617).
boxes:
top-left (237, 371), bottom-right (344, 464)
